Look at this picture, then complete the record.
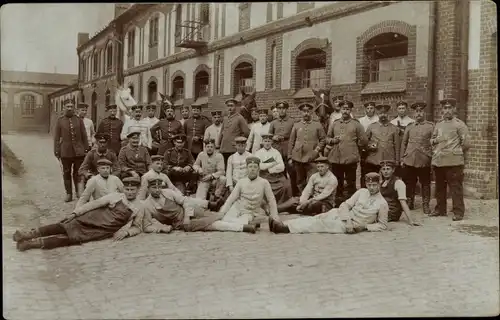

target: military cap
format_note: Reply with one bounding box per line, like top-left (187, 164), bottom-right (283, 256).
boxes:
top-left (314, 156), bottom-right (329, 164)
top-left (126, 129), bottom-right (141, 138)
top-left (77, 103), bottom-right (89, 109)
top-left (203, 138), bottom-right (216, 145)
top-left (258, 109), bottom-right (269, 115)
top-left (105, 104), bottom-right (117, 110)
top-left (234, 136), bottom-right (247, 143)
top-left (147, 178), bottom-right (164, 187)
top-left (379, 160), bottom-right (397, 168)
top-left (339, 100), bottom-right (354, 109)
top-left (246, 156), bottom-right (261, 165)
top-left (396, 101), bottom-right (408, 108)
top-left (411, 102), bottom-right (427, 110)
top-left (63, 99), bottom-right (74, 107)
top-left (145, 104), bottom-right (157, 110)
top-left (375, 104), bottom-right (391, 112)
top-left (164, 104), bottom-right (175, 111)
top-left (261, 133), bottom-right (273, 140)
top-left (94, 133), bottom-right (110, 142)
top-left (211, 111), bottom-right (222, 116)
top-left (276, 101), bottom-right (289, 109)
top-left (131, 104), bottom-right (143, 111)
top-left (364, 172), bottom-right (381, 183)
top-left (363, 101), bottom-right (376, 108)
top-left (440, 98), bottom-right (457, 107)
top-left (173, 133), bottom-right (187, 142)
top-left (122, 176), bottom-right (141, 186)
top-left (298, 103), bottom-right (315, 111)
top-left (191, 104), bottom-right (205, 110)
top-left (225, 98), bottom-right (239, 105)
top-left (96, 159), bottom-right (113, 167)
top-left (331, 95), bottom-right (344, 103)
top-left (151, 155), bottom-right (163, 162)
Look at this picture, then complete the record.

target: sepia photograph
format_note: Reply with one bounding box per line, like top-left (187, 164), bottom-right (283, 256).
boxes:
top-left (1, 1), bottom-right (498, 318)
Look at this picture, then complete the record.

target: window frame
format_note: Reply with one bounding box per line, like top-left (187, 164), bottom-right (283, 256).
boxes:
top-left (106, 43), bottom-right (113, 74)
top-left (172, 76), bottom-right (185, 101)
top-left (364, 33), bottom-right (409, 84)
top-left (149, 16), bottom-right (159, 47)
top-left (127, 29), bottom-right (136, 56)
top-left (21, 94), bottom-right (36, 117)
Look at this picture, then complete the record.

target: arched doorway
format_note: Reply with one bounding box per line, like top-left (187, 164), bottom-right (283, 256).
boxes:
top-left (296, 48), bottom-right (327, 89)
top-left (233, 61), bottom-right (254, 94)
top-left (172, 76), bottom-right (184, 102)
top-left (147, 81), bottom-right (157, 103)
top-left (194, 70), bottom-right (209, 106)
top-left (91, 92), bottom-right (97, 125)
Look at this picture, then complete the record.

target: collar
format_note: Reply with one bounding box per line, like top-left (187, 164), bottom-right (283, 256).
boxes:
top-left (96, 149), bottom-right (109, 157)
top-left (340, 117), bottom-right (352, 123)
top-left (278, 115), bottom-right (289, 121)
top-left (365, 115), bottom-right (377, 120)
top-left (206, 152), bottom-right (215, 157)
top-left (301, 119), bottom-right (312, 124)
top-left (128, 144), bottom-right (139, 150)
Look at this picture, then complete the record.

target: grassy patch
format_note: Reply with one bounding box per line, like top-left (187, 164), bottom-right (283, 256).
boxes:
top-left (1, 140), bottom-right (25, 176)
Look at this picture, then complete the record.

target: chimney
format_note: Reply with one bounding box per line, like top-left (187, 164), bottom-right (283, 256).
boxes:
top-left (77, 33), bottom-right (90, 47)
top-left (115, 4), bottom-right (130, 18)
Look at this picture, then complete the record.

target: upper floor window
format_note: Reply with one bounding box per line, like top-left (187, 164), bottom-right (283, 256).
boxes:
top-left (277, 3), bottom-right (283, 19)
top-left (297, 2), bottom-right (315, 13)
top-left (149, 16), bottom-right (159, 47)
top-left (21, 94), bottom-right (35, 117)
top-left (92, 52), bottom-right (98, 77)
top-left (234, 62), bottom-right (254, 94)
top-left (364, 32), bottom-right (408, 83)
top-left (175, 4), bottom-right (182, 44)
top-left (266, 3), bottom-right (273, 23)
top-left (172, 76), bottom-right (185, 101)
top-left (105, 89), bottom-right (111, 107)
top-left (128, 29), bottom-right (135, 56)
top-left (238, 3), bottom-right (251, 32)
top-left (296, 48), bottom-right (327, 89)
top-left (106, 42), bottom-right (113, 73)
top-left (200, 3), bottom-right (210, 25)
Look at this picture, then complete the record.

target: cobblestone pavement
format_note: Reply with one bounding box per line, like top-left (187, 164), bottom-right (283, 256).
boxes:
top-left (2, 133), bottom-right (499, 319)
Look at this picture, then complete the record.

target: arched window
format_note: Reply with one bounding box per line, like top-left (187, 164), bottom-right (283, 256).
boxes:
top-left (21, 94), bottom-right (36, 117)
top-left (194, 70), bottom-right (209, 99)
top-left (172, 76), bottom-right (184, 101)
top-left (106, 42), bottom-right (113, 73)
top-left (128, 85), bottom-right (135, 99)
top-left (233, 62), bottom-right (254, 94)
top-left (93, 51), bottom-right (99, 77)
top-left (105, 89), bottom-right (111, 107)
top-left (364, 32), bottom-right (408, 83)
top-left (147, 81), bottom-right (158, 103)
top-left (296, 48), bottom-right (326, 89)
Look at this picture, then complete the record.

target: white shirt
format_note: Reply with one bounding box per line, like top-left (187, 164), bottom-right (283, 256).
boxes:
top-left (390, 116), bottom-right (415, 128)
top-left (120, 117), bottom-right (153, 148)
top-left (204, 123), bottom-right (222, 145)
top-left (358, 115), bottom-right (380, 132)
top-left (82, 117), bottom-right (95, 145)
top-left (246, 122), bottom-right (271, 154)
top-left (75, 174), bottom-right (124, 208)
top-left (254, 147), bottom-right (285, 174)
top-left (226, 151), bottom-right (252, 187)
top-left (142, 116), bottom-right (159, 129)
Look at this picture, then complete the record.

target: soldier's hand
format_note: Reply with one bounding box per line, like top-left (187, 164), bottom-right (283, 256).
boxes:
top-left (173, 166), bottom-right (182, 171)
top-left (113, 229), bottom-right (129, 241)
top-left (159, 224), bottom-right (173, 233)
top-left (400, 162), bottom-right (405, 168)
top-left (201, 174), bottom-right (212, 182)
top-left (183, 166), bottom-right (191, 172)
top-left (130, 171), bottom-right (140, 178)
top-left (333, 136), bottom-right (341, 144)
top-left (430, 139), bottom-right (437, 146)
top-left (85, 172), bottom-right (93, 179)
top-left (296, 203), bottom-right (305, 212)
top-left (60, 212), bottom-right (76, 223)
top-left (288, 159), bottom-right (293, 166)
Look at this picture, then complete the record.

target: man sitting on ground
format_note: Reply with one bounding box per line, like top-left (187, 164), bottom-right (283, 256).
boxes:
top-left (118, 129), bottom-right (152, 179)
top-left (163, 133), bottom-right (196, 194)
top-left (137, 155), bottom-right (181, 200)
top-left (226, 136), bottom-right (252, 193)
top-left (193, 138), bottom-right (226, 202)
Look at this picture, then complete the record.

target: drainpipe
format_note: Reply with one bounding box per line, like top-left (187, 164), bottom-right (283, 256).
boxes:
top-left (426, 1), bottom-right (437, 121)
top-left (458, 0), bottom-right (470, 122)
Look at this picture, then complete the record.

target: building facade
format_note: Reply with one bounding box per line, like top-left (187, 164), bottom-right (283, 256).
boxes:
top-left (75, 1), bottom-right (497, 198)
top-left (1, 70), bottom-right (77, 133)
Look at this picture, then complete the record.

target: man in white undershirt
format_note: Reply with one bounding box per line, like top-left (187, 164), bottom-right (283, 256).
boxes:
top-left (358, 101), bottom-right (379, 187)
top-left (77, 103), bottom-right (96, 149)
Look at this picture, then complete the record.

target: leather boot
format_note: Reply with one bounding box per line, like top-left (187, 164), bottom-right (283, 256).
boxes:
top-left (16, 238), bottom-right (43, 251)
top-left (73, 176), bottom-right (80, 198)
top-left (64, 194), bottom-right (73, 202)
top-left (268, 218), bottom-right (290, 234)
top-left (408, 198), bottom-right (415, 210)
top-left (277, 197), bottom-right (300, 213)
top-left (64, 178), bottom-right (72, 202)
top-left (421, 185), bottom-right (431, 215)
top-left (13, 228), bottom-right (41, 242)
top-left (242, 225), bottom-right (256, 234)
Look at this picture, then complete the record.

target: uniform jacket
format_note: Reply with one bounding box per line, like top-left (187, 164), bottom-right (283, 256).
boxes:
top-left (96, 116), bottom-right (124, 155)
top-left (431, 117), bottom-right (470, 167)
top-left (288, 120), bottom-right (326, 163)
top-left (365, 121), bottom-right (401, 166)
top-left (118, 144), bottom-right (151, 175)
top-left (401, 120), bottom-right (434, 168)
top-left (163, 147), bottom-right (195, 171)
top-left (217, 112), bottom-right (250, 153)
top-left (326, 117), bottom-right (367, 164)
top-left (78, 149), bottom-right (119, 176)
top-left (184, 116), bottom-right (212, 154)
top-left (268, 115), bottom-right (296, 157)
top-left (53, 115), bottom-right (89, 158)
top-left (150, 118), bottom-right (184, 154)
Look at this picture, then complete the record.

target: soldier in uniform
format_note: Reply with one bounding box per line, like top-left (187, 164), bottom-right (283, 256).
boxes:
top-left (358, 101), bottom-right (379, 187)
top-left (326, 95), bottom-right (353, 137)
top-left (430, 98), bottom-right (470, 221)
top-left (390, 101), bottom-right (415, 179)
top-left (150, 104), bottom-right (184, 156)
top-left (163, 133), bottom-right (196, 194)
top-left (179, 105), bottom-right (191, 126)
top-left (117, 129), bottom-right (152, 179)
top-left (96, 104), bottom-right (124, 156)
top-left (216, 98), bottom-right (250, 166)
top-left (53, 99), bottom-right (90, 202)
top-left (204, 111), bottom-right (223, 144)
top-left (184, 104), bottom-right (212, 160)
top-left (365, 104), bottom-right (401, 174)
top-left (400, 102), bottom-right (434, 213)
top-left (325, 100), bottom-right (367, 206)
top-left (288, 102), bottom-right (326, 194)
top-left (143, 104), bottom-right (160, 155)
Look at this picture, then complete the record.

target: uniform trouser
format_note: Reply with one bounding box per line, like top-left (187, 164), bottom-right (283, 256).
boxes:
top-left (293, 161), bottom-right (316, 194)
top-left (285, 209), bottom-right (347, 234)
top-left (403, 165), bottom-right (432, 206)
top-left (300, 199), bottom-right (335, 216)
top-left (222, 153), bottom-right (232, 168)
top-left (208, 206), bottom-right (254, 232)
top-left (195, 177), bottom-right (227, 200)
top-left (433, 165), bottom-right (465, 217)
top-left (331, 162), bottom-right (358, 204)
top-left (33, 223), bottom-right (72, 249)
top-left (61, 156), bottom-right (85, 195)
top-left (283, 155), bottom-right (299, 196)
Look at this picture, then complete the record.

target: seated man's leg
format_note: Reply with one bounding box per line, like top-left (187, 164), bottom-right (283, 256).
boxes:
top-left (77, 175), bottom-right (88, 196)
top-left (272, 209), bottom-right (347, 234)
top-left (195, 181), bottom-right (210, 200)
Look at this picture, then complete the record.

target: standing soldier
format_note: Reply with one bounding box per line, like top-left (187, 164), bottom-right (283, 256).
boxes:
top-left (327, 95), bottom-right (353, 137)
top-left (97, 104), bottom-right (124, 156)
top-left (391, 101), bottom-right (415, 179)
top-left (204, 111), bottom-right (223, 145)
top-left (269, 101), bottom-right (297, 195)
top-left (184, 104), bottom-right (212, 160)
top-left (365, 104), bottom-right (401, 174)
top-left (179, 105), bottom-right (191, 126)
top-left (143, 104), bottom-right (160, 155)
top-left (325, 100), bottom-right (366, 207)
top-left (358, 102), bottom-right (379, 187)
top-left (288, 102), bottom-right (326, 194)
top-left (216, 98), bottom-right (250, 166)
top-left (430, 98), bottom-right (470, 221)
top-left (53, 99), bottom-right (90, 202)
top-left (246, 109), bottom-right (271, 154)
top-left (77, 103), bottom-right (95, 149)
top-left (400, 102), bottom-right (434, 213)
top-left (150, 104), bottom-right (184, 156)
top-left (120, 104), bottom-right (152, 151)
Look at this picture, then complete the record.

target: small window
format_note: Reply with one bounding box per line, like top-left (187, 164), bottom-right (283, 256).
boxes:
top-left (200, 3), bottom-right (209, 25)
top-left (266, 3), bottom-right (273, 23)
top-left (277, 3), bottom-right (283, 19)
top-left (172, 76), bottom-right (185, 100)
top-left (238, 3), bottom-right (251, 32)
top-left (149, 16), bottom-right (159, 46)
top-left (21, 94), bottom-right (35, 117)
top-left (92, 52), bottom-right (98, 77)
top-left (128, 29), bottom-right (135, 56)
top-left (106, 43), bottom-right (113, 73)
top-left (128, 85), bottom-right (134, 99)
top-left (105, 90), bottom-right (111, 107)
top-left (296, 48), bottom-right (327, 90)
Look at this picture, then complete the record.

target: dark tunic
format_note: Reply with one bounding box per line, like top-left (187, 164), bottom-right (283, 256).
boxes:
top-left (78, 149), bottom-right (119, 177)
top-left (184, 116), bottom-right (212, 155)
top-left (380, 176), bottom-right (403, 222)
top-left (218, 113), bottom-right (250, 153)
top-left (118, 145), bottom-right (152, 176)
top-left (150, 119), bottom-right (184, 155)
top-left (269, 115), bottom-right (296, 158)
top-left (53, 115), bottom-right (89, 158)
top-left (61, 200), bottom-right (132, 243)
top-left (259, 170), bottom-right (292, 205)
top-left (97, 117), bottom-right (124, 156)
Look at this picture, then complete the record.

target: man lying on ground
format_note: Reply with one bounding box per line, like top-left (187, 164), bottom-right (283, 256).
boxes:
top-left (13, 177), bottom-right (144, 251)
top-left (269, 172), bottom-right (388, 234)
top-left (137, 155), bottom-right (181, 200)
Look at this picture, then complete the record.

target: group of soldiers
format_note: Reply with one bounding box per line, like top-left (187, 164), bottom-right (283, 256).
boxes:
top-left (11, 94), bottom-right (470, 251)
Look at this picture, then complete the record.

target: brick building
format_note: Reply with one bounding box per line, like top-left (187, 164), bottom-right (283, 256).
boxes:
top-left (1, 70), bottom-right (77, 133)
top-left (76, 1), bottom-right (497, 198)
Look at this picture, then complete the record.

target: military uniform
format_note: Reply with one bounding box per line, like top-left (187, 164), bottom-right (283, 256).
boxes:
top-left (431, 99), bottom-right (470, 221)
top-left (325, 100), bottom-right (367, 205)
top-left (358, 102), bottom-right (378, 187)
top-left (163, 134), bottom-right (196, 194)
top-left (96, 104), bottom-right (124, 156)
top-left (184, 107), bottom-right (212, 159)
top-left (117, 130), bottom-right (152, 178)
top-left (391, 101), bottom-right (415, 179)
top-left (400, 102), bottom-right (434, 214)
top-left (53, 99), bottom-right (90, 201)
top-left (288, 103), bottom-right (326, 194)
top-left (150, 117), bottom-right (184, 156)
